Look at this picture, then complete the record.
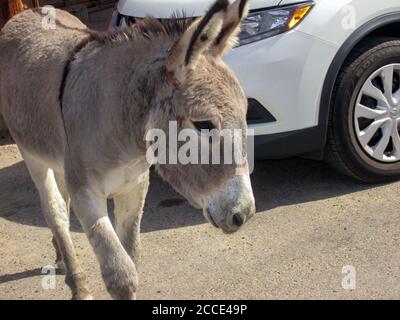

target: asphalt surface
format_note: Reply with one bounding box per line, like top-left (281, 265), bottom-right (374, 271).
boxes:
top-left (0, 133), bottom-right (399, 300)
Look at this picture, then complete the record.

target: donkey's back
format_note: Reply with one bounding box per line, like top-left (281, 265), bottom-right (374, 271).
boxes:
top-left (0, 9), bottom-right (88, 163)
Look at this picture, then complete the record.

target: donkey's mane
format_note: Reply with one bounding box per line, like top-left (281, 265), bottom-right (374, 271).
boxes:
top-left (90, 15), bottom-right (194, 46)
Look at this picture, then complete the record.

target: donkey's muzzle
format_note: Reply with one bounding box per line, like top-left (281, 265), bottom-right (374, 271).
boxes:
top-left (204, 193), bottom-right (255, 234)
top-left (204, 173), bottom-right (255, 233)
top-left (224, 202), bottom-right (255, 233)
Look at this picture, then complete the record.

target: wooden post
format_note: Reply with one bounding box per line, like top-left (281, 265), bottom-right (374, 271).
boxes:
top-left (8, 0), bottom-right (25, 15)
top-left (1, 0), bottom-right (25, 29)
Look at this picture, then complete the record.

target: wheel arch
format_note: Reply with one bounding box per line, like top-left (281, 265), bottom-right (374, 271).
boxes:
top-left (319, 12), bottom-right (400, 150)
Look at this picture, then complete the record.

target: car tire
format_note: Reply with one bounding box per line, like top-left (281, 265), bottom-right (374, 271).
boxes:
top-left (325, 37), bottom-right (400, 183)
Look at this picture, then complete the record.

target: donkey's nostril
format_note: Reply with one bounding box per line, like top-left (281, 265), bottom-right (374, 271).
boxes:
top-left (232, 213), bottom-right (244, 227)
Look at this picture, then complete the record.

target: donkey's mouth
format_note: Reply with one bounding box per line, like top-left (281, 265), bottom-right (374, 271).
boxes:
top-left (204, 208), bottom-right (220, 229)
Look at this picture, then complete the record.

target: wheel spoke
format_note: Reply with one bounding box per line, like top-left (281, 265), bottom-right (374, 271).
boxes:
top-left (393, 88), bottom-right (400, 104)
top-left (391, 120), bottom-right (400, 158)
top-left (362, 80), bottom-right (388, 105)
top-left (381, 65), bottom-right (394, 101)
top-left (355, 104), bottom-right (387, 119)
top-left (359, 119), bottom-right (387, 146)
top-left (372, 121), bottom-right (392, 159)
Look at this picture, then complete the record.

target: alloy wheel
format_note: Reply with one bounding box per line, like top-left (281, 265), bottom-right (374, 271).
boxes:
top-left (354, 64), bottom-right (400, 162)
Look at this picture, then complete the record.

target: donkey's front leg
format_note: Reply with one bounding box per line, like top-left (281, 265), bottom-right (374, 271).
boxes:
top-left (69, 188), bottom-right (138, 300)
top-left (114, 171), bottom-right (149, 265)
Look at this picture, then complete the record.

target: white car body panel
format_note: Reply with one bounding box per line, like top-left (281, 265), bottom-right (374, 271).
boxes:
top-left (224, 30), bottom-right (337, 135)
top-left (115, 0), bottom-right (400, 137)
top-left (296, 0), bottom-right (400, 47)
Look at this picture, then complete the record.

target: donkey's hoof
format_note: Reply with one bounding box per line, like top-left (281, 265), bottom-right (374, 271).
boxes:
top-left (103, 269), bottom-right (138, 300)
top-left (66, 272), bottom-right (92, 300)
top-left (106, 280), bottom-right (137, 300)
top-left (72, 290), bottom-right (93, 300)
top-left (54, 260), bottom-right (66, 275)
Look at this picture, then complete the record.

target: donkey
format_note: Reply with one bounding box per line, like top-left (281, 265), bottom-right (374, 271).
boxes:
top-left (0, 0), bottom-right (255, 299)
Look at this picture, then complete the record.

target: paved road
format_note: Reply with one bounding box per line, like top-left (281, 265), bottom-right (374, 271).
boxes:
top-left (0, 135), bottom-right (399, 299)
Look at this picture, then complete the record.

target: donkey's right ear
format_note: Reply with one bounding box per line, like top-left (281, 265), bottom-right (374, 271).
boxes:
top-left (210, 0), bottom-right (250, 57)
top-left (165, 0), bottom-right (229, 87)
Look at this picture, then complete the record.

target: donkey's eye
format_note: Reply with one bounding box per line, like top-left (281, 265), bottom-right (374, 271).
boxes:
top-left (193, 121), bottom-right (215, 132)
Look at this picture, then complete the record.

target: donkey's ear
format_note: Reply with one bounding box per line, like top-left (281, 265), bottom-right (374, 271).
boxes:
top-left (211, 0), bottom-right (250, 56)
top-left (165, 0), bottom-right (229, 86)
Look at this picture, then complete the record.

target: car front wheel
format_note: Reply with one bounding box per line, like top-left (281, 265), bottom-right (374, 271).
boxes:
top-left (325, 37), bottom-right (400, 183)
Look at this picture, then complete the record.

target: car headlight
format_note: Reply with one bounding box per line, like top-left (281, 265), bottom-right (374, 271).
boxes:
top-left (238, 1), bottom-right (315, 46)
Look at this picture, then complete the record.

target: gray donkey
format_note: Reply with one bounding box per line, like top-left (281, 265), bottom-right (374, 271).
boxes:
top-left (0, 0), bottom-right (255, 299)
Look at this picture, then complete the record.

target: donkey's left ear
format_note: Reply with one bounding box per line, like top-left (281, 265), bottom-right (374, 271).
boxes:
top-left (211, 0), bottom-right (250, 56)
top-left (165, 0), bottom-right (229, 87)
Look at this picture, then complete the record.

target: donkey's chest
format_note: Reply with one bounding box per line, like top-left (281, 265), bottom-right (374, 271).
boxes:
top-left (103, 158), bottom-right (150, 197)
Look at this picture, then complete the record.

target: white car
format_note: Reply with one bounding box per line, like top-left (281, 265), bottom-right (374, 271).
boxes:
top-left (112, 0), bottom-right (400, 182)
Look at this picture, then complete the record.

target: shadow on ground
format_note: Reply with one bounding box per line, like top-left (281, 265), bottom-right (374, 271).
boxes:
top-left (0, 268), bottom-right (42, 284)
top-left (0, 153), bottom-right (379, 234)
top-left (0, 131), bottom-right (13, 146)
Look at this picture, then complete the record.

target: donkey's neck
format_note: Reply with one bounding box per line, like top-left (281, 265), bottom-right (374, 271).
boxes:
top-left (124, 52), bottom-right (175, 150)
top-left (89, 38), bottom-right (176, 159)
